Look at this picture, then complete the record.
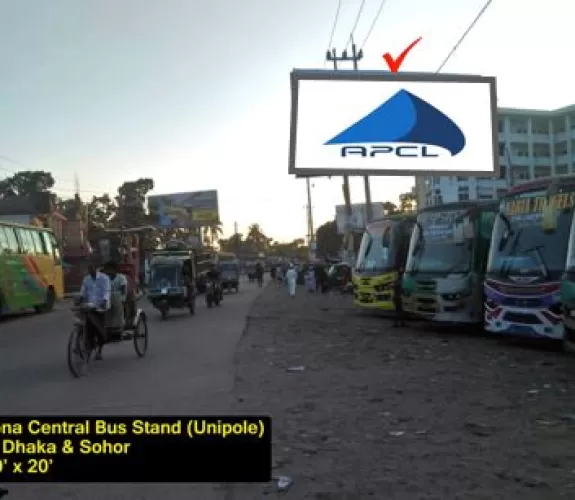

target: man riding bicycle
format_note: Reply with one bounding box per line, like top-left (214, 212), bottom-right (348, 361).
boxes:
top-left (207, 263), bottom-right (221, 284)
top-left (77, 261), bottom-right (111, 360)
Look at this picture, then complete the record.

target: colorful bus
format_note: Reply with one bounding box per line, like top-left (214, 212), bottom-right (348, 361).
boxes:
top-left (353, 214), bottom-right (416, 310)
top-left (402, 201), bottom-right (497, 324)
top-left (561, 179), bottom-right (575, 350)
top-left (485, 176), bottom-right (575, 339)
top-left (0, 221), bottom-right (64, 315)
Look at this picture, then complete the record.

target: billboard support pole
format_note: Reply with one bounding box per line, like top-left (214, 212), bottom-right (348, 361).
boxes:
top-left (350, 39), bottom-right (373, 225)
top-left (305, 177), bottom-right (315, 257)
top-left (326, 43), bottom-right (366, 263)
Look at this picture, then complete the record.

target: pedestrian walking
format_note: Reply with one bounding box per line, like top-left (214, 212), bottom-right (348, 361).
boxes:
top-left (276, 265), bottom-right (284, 285)
top-left (305, 264), bottom-right (316, 293)
top-left (393, 267), bottom-right (405, 327)
top-left (286, 263), bottom-right (297, 298)
top-left (316, 262), bottom-right (328, 293)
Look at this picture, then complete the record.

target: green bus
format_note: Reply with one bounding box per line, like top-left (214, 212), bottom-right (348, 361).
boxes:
top-left (0, 221), bottom-right (64, 315)
top-left (402, 200), bottom-right (497, 324)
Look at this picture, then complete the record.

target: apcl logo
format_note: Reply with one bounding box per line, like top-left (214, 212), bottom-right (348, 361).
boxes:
top-left (324, 89), bottom-right (466, 159)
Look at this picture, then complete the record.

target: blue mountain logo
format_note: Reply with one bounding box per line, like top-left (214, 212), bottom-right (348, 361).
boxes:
top-left (325, 89), bottom-right (465, 156)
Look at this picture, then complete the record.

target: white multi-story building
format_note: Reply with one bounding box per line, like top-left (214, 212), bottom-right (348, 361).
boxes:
top-left (417, 103), bottom-right (575, 207)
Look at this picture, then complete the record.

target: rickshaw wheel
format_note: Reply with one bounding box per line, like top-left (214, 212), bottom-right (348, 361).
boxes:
top-left (67, 325), bottom-right (89, 378)
top-left (133, 314), bottom-right (148, 358)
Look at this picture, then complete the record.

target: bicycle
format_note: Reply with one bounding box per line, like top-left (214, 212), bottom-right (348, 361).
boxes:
top-left (67, 301), bottom-right (148, 378)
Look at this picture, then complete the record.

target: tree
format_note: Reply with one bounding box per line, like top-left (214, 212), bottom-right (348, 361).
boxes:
top-left (316, 220), bottom-right (340, 258)
top-left (399, 191), bottom-right (416, 212)
top-left (115, 178), bottom-right (154, 227)
top-left (382, 201), bottom-right (399, 215)
top-left (219, 232), bottom-right (243, 253)
top-left (245, 223), bottom-right (269, 251)
top-left (204, 223), bottom-right (223, 244)
top-left (55, 196), bottom-right (80, 219)
top-left (0, 170), bottom-right (55, 197)
top-left (87, 194), bottom-right (116, 229)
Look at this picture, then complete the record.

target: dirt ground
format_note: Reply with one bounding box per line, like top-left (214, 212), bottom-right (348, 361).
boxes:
top-left (226, 282), bottom-right (575, 499)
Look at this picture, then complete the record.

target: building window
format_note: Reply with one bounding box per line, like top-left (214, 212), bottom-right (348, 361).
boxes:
top-left (457, 176), bottom-right (468, 182)
top-left (556, 164), bottom-right (568, 175)
top-left (458, 193), bottom-right (469, 201)
top-left (534, 166), bottom-right (551, 178)
top-left (499, 165), bottom-right (507, 179)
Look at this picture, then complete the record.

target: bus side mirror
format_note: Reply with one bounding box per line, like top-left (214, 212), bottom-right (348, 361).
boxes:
top-left (541, 202), bottom-right (557, 233)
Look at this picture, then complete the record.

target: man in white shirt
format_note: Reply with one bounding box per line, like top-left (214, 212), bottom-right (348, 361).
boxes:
top-left (78, 261), bottom-right (111, 360)
top-left (103, 261), bottom-right (128, 335)
top-left (286, 263), bottom-right (298, 298)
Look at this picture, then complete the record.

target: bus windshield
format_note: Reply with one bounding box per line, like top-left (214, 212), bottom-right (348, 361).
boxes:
top-left (355, 224), bottom-right (394, 273)
top-left (151, 265), bottom-right (180, 286)
top-left (487, 199), bottom-right (571, 279)
top-left (406, 209), bottom-right (472, 274)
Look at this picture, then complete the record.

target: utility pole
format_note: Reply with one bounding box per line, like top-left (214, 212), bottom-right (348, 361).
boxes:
top-left (305, 178), bottom-right (315, 258)
top-left (233, 221), bottom-right (240, 256)
top-left (326, 38), bottom-right (371, 263)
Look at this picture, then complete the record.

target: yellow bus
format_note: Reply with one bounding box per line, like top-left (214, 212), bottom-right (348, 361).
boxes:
top-left (0, 221), bottom-right (64, 315)
top-left (353, 214), bottom-right (416, 310)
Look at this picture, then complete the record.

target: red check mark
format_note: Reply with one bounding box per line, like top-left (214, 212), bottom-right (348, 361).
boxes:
top-left (382, 37), bottom-right (422, 72)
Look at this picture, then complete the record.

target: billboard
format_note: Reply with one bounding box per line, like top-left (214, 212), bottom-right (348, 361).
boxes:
top-left (335, 203), bottom-right (385, 234)
top-left (148, 190), bottom-right (219, 228)
top-left (288, 69), bottom-right (499, 177)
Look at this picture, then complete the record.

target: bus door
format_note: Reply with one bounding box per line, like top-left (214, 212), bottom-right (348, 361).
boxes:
top-left (0, 226), bottom-right (17, 312)
top-left (49, 233), bottom-right (64, 298)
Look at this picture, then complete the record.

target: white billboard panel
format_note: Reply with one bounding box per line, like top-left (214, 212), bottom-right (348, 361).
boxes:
top-left (335, 203), bottom-right (384, 234)
top-left (288, 70), bottom-right (499, 177)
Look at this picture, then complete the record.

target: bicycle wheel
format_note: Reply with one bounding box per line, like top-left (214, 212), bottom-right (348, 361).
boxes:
top-left (133, 314), bottom-right (148, 358)
top-left (67, 325), bottom-right (91, 378)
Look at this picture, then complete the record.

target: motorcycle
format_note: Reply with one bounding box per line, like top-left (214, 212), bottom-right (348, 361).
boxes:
top-left (205, 280), bottom-right (223, 308)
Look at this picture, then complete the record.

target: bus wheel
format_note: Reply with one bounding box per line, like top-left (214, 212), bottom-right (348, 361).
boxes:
top-left (35, 288), bottom-right (56, 314)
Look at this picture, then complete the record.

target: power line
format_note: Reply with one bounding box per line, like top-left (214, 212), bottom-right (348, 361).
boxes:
top-left (345, 0), bottom-right (367, 50)
top-left (359, 0), bottom-right (389, 50)
top-left (326, 0), bottom-right (342, 54)
top-left (435, 0), bottom-right (493, 73)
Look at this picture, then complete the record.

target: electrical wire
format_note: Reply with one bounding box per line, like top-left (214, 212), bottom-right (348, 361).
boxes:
top-left (345, 0), bottom-right (367, 50)
top-left (435, 0), bottom-right (493, 73)
top-left (359, 0), bottom-right (389, 50)
top-left (326, 0), bottom-right (342, 54)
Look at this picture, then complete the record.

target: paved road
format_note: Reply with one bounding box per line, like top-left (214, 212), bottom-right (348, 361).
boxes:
top-left (0, 279), bottom-right (263, 499)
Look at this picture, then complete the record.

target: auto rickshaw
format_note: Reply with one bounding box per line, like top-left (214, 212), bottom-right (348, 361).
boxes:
top-left (218, 259), bottom-right (240, 293)
top-left (147, 252), bottom-right (196, 320)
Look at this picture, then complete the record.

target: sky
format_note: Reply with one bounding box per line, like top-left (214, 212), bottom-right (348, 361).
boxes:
top-left (0, 0), bottom-right (568, 241)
